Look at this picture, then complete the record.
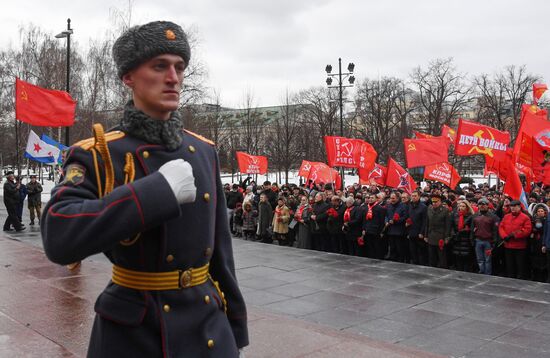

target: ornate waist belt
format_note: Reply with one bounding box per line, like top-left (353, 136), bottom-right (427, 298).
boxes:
top-left (112, 263), bottom-right (210, 291)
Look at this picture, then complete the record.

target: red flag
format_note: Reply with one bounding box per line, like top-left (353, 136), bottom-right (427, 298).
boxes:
top-left (386, 157), bottom-right (417, 194)
top-left (404, 137), bottom-right (448, 168)
top-left (413, 131), bottom-right (433, 139)
top-left (354, 140), bottom-right (377, 180)
top-left (533, 83), bottom-right (548, 104)
top-left (324, 136), bottom-right (360, 168)
top-left (424, 162), bottom-right (461, 189)
top-left (455, 119), bottom-right (510, 161)
top-left (360, 163), bottom-right (387, 186)
top-left (503, 160), bottom-right (528, 209)
top-left (332, 168), bottom-right (342, 190)
top-left (307, 162), bottom-right (337, 185)
top-left (518, 134), bottom-right (550, 185)
top-left (441, 125), bottom-right (457, 145)
top-left (15, 78), bottom-right (76, 126)
top-left (514, 104), bottom-right (550, 161)
top-left (298, 160), bottom-right (314, 178)
top-left (484, 148), bottom-right (514, 181)
top-left (235, 151), bottom-right (268, 174)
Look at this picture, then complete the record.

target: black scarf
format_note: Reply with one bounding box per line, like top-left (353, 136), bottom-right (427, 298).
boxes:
top-left (119, 101), bottom-right (183, 151)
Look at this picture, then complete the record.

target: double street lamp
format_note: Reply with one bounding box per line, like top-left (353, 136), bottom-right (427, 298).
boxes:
top-left (325, 58), bottom-right (355, 190)
top-left (325, 58), bottom-right (355, 137)
top-left (55, 18), bottom-right (73, 146)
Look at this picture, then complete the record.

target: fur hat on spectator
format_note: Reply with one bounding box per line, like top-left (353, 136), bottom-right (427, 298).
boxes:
top-left (113, 21), bottom-right (191, 78)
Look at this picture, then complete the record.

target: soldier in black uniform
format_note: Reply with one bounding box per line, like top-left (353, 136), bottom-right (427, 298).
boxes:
top-left (41, 21), bottom-right (248, 357)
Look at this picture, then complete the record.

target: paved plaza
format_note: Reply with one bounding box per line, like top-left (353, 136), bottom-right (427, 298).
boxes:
top-left (1, 203), bottom-right (550, 357)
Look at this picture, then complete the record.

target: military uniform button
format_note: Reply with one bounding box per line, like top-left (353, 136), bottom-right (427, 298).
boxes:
top-left (203, 193), bottom-right (210, 202)
top-left (204, 247), bottom-right (212, 257)
top-left (188, 145), bottom-right (196, 153)
top-left (166, 254), bottom-right (174, 263)
top-left (163, 304), bottom-right (170, 313)
top-left (142, 151), bottom-right (150, 159)
top-left (204, 295), bottom-right (211, 304)
top-left (207, 339), bottom-right (215, 349)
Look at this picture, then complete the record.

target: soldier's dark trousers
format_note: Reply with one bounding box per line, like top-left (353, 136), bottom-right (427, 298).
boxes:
top-left (3, 204), bottom-right (23, 231)
top-left (428, 244), bottom-right (447, 268)
top-left (29, 204), bottom-right (41, 224)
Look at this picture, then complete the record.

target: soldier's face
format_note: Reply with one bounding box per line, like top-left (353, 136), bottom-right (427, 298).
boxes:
top-left (123, 54), bottom-right (185, 120)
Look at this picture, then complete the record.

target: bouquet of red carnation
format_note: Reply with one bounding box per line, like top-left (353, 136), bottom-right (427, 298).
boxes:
top-left (366, 211), bottom-right (373, 220)
top-left (393, 213), bottom-right (400, 222)
top-left (327, 208), bottom-right (339, 218)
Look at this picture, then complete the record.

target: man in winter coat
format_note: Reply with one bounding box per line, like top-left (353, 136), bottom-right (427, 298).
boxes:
top-left (470, 198), bottom-right (500, 275)
top-left (425, 194), bottom-right (451, 268)
top-left (226, 184), bottom-right (243, 234)
top-left (499, 200), bottom-right (532, 279)
top-left (342, 197), bottom-right (364, 256)
top-left (407, 191), bottom-right (428, 265)
top-left (362, 193), bottom-right (387, 259)
top-left (385, 191), bottom-right (409, 262)
top-left (257, 193), bottom-right (273, 243)
top-left (326, 195), bottom-right (345, 253)
top-left (26, 175), bottom-right (43, 225)
top-left (310, 192), bottom-right (330, 251)
top-left (3, 171), bottom-right (25, 232)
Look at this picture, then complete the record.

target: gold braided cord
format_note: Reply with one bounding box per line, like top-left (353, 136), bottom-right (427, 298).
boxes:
top-left (93, 123), bottom-right (115, 196)
top-left (90, 148), bottom-right (103, 198)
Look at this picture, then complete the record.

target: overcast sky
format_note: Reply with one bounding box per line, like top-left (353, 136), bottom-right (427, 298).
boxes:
top-left (1, 0), bottom-right (548, 108)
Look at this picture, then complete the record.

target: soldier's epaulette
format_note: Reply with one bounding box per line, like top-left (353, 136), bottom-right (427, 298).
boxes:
top-left (183, 129), bottom-right (215, 146)
top-left (73, 131), bottom-right (126, 150)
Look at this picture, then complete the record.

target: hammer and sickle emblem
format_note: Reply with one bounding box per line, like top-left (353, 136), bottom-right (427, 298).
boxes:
top-left (408, 143), bottom-right (416, 151)
top-left (21, 89), bottom-right (28, 101)
top-left (468, 129), bottom-right (495, 157)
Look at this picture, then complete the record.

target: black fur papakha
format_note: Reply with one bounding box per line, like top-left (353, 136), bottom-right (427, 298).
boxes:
top-left (112, 21), bottom-right (191, 78)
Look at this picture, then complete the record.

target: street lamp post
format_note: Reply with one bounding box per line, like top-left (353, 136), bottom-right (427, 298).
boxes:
top-left (55, 18), bottom-right (73, 146)
top-left (325, 58), bottom-right (355, 190)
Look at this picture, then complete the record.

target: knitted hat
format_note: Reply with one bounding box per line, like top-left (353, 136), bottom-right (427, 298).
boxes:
top-left (113, 21), bottom-right (191, 78)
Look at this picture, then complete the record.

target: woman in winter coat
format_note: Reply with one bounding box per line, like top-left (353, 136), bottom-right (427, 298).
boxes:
top-left (529, 204), bottom-right (548, 281)
top-left (272, 197), bottom-right (291, 246)
top-left (294, 195), bottom-right (313, 249)
top-left (451, 200), bottom-right (475, 272)
top-left (241, 201), bottom-right (258, 241)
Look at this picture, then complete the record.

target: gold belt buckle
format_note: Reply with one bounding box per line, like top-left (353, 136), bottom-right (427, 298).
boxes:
top-left (180, 269), bottom-right (192, 288)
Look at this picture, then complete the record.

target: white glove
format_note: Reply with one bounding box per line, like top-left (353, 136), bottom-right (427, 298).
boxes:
top-left (239, 349), bottom-right (245, 358)
top-left (158, 159), bottom-right (196, 204)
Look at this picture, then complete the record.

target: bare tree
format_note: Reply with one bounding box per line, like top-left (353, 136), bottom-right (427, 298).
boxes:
top-left (265, 89), bottom-right (300, 183)
top-left (410, 58), bottom-right (472, 134)
top-left (354, 77), bottom-right (409, 163)
top-left (238, 89), bottom-right (265, 154)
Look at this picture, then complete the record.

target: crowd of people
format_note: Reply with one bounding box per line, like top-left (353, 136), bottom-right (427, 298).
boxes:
top-left (225, 178), bottom-right (550, 283)
top-left (2, 171), bottom-right (43, 232)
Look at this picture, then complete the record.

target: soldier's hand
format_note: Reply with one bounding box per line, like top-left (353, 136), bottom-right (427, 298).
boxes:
top-left (158, 159), bottom-right (196, 204)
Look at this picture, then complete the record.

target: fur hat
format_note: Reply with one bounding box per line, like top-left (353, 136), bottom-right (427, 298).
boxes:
top-left (113, 21), bottom-right (191, 78)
